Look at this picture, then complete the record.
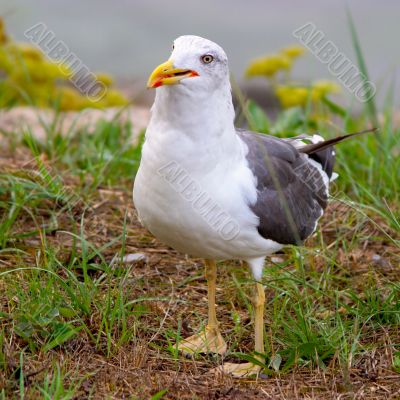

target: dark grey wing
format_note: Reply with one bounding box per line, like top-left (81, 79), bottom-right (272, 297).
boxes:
top-left (237, 129), bottom-right (330, 245)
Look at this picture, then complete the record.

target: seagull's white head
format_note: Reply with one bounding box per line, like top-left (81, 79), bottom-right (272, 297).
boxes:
top-left (147, 35), bottom-right (229, 94)
top-left (146, 36), bottom-right (235, 140)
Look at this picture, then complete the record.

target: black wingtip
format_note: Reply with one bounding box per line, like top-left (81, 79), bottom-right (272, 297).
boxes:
top-left (299, 127), bottom-right (379, 155)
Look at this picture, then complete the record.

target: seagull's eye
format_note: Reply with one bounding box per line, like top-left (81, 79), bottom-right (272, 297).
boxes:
top-left (201, 54), bottom-right (214, 64)
top-left (172, 44), bottom-right (175, 50)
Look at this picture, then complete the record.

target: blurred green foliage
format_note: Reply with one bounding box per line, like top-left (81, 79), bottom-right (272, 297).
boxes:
top-left (0, 18), bottom-right (129, 111)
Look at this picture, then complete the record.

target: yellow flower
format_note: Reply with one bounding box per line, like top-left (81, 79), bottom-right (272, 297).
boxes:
top-left (25, 82), bottom-right (55, 107)
top-left (280, 45), bottom-right (306, 59)
top-left (14, 43), bottom-right (43, 61)
top-left (58, 63), bottom-right (73, 79)
top-left (0, 18), bottom-right (128, 111)
top-left (311, 79), bottom-right (341, 101)
top-left (246, 54), bottom-right (292, 78)
top-left (103, 89), bottom-right (129, 107)
top-left (275, 85), bottom-right (309, 108)
top-left (57, 87), bottom-right (86, 111)
top-left (95, 73), bottom-right (114, 87)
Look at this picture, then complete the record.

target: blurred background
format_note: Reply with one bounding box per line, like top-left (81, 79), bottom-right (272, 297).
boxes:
top-left (0, 0), bottom-right (399, 107)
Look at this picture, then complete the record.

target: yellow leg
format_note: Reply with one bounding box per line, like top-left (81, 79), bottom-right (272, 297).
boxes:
top-left (178, 260), bottom-right (227, 355)
top-left (214, 281), bottom-right (266, 378)
top-left (254, 282), bottom-right (266, 358)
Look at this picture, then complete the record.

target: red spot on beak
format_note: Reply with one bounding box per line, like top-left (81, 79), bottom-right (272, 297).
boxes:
top-left (152, 80), bottom-right (163, 88)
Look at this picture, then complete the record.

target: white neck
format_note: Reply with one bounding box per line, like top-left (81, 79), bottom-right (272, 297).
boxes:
top-left (146, 80), bottom-right (241, 168)
top-left (152, 79), bottom-right (234, 133)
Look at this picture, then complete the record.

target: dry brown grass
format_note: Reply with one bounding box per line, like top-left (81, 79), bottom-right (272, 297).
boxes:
top-left (1, 139), bottom-right (399, 399)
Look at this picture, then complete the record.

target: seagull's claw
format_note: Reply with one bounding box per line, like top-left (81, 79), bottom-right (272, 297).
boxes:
top-left (178, 325), bottom-right (227, 355)
top-left (211, 362), bottom-right (264, 378)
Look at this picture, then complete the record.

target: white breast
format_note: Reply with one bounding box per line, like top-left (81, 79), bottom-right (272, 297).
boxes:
top-left (133, 128), bottom-right (282, 260)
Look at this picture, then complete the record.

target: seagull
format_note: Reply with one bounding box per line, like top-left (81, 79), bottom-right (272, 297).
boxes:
top-left (133, 35), bottom-right (375, 377)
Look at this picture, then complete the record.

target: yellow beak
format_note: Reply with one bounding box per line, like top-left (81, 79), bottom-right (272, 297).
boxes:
top-left (147, 60), bottom-right (199, 88)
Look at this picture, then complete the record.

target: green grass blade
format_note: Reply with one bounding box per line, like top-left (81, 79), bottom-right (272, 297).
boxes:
top-left (346, 8), bottom-right (379, 128)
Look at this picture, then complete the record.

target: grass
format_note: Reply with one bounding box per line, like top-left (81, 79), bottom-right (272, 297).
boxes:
top-left (0, 18), bottom-right (399, 396)
top-left (0, 101), bottom-right (398, 399)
